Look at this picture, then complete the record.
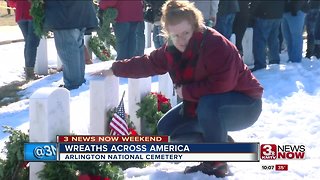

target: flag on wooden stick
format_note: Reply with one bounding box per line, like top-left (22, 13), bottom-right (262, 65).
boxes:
top-left (109, 91), bottom-right (129, 135)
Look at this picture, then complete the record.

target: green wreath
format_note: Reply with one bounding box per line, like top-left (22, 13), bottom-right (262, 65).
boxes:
top-left (89, 8), bottom-right (118, 61)
top-left (136, 92), bottom-right (172, 135)
top-left (30, 0), bottom-right (47, 37)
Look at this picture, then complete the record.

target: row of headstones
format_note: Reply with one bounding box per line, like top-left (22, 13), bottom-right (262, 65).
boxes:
top-left (28, 61), bottom-right (176, 179)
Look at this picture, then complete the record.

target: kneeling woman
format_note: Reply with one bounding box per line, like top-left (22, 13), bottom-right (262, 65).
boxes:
top-left (93, 0), bottom-right (263, 177)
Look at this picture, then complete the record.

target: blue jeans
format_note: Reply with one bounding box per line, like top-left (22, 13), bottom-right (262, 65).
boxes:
top-left (215, 13), bottom-right (236, 39)
top-left (18, 20), bottom-right (40, 68)
top-left (315, 13), bottom-right (320, 43)
top-left (153, 25), bottom-right (165, 49)
top-left (135, 21), bottom-right (145, 56)
top-left (54, 28), bottom-right (86, 90)
top-left (282, 11), bottom-right (306, 62)
top-left (305, 9), bottom-right (320, 56)
top-left (114, 22), bottom-right (138, 60)
top-left (157, 92), bottom-right (262, 143)
top-left (253, 18), bottom-right (282, 68)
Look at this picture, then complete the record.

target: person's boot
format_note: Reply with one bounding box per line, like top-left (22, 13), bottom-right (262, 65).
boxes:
top-left (24, 67), bottom-right (40, 81)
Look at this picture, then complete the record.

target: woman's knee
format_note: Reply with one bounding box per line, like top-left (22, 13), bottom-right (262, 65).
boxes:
top-left (157, 118), bottom-right (169, 135)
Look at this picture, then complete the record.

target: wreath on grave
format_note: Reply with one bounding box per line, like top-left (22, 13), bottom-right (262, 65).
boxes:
top-left (89, 8), bottom-right (117, 61)
top-left (136, 92), bottom-right (172, 135)
top-left (30, 0), bottom-right (47, 37)
top-left (0, 126), bottom-right (29, 180)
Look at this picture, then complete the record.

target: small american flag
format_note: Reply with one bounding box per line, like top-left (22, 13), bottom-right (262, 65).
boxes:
top-left (109, 92), bottom-right (129, 135)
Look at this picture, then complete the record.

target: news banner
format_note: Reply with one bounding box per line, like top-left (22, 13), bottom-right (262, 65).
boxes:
top-left (24, 136), bottom-right (306, 171)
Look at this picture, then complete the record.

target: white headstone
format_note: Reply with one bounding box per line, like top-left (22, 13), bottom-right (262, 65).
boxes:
top-left (56, 54), bottom-right (63, 70)
top-left (90, 75), bottom-right (119, 135)
top-left (242, 28), bottom-right (254, 66)
top-left (145, 22), bottom-right (152, 48)
top-left (128, 77), bottom-right (151, 134)
top-left (29, 87), bottom-right (70, 180)
top-left (35, 38), bottom-right (48, 75)
top-left (159, 73), bottom-right (177, 106)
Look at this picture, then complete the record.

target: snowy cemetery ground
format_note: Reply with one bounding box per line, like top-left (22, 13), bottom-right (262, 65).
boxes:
top-left (0, 36), bottom-right (320, 179)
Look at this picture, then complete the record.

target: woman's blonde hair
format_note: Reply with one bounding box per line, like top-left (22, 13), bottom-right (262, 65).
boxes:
top-left (161, 0), bottom-right (204, 39)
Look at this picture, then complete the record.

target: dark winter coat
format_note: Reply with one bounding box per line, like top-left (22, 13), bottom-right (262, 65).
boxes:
top-left (284, 0), bottom-right (308, 15)
top-left (217, 0), bottom-right (239, 16)
top-left (308, 0), bottom-right (320, 10)
top-left (111, 27), bottom-right (263, 116)
top-left (251, 1), bottom-right (285, 19)
top-left (144, 0), bottom-right (165, 23)
top-left (43, 0), bottom-right (98, 31)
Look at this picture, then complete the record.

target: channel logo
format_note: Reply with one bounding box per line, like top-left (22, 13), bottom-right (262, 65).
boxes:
top-left (260, 144), bottom-right (305, 160)
top-left (24, 143), bottom-right (57, 161)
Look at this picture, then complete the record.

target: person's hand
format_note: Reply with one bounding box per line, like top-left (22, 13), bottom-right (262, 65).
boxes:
top-left (175, 85), bottom-right (183, 98)
top-left (91, 68), bottom-right (114, 77)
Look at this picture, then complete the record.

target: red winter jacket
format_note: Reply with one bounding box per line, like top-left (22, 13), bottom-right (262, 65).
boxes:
top-left (99, 0), bottom-right (143, 23)
top-left (111, 27), bottom-right (263, 102)
top-left (7, 0), bottom-right (33, 22)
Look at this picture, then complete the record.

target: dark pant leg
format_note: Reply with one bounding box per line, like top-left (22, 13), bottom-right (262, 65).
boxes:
top-left (233, 2), bottom-right (250, 53)
top-left (18, 20), bottom-right (40, 68)
top-left (25, 21), bottom-right (40, 68)
top-left (157, 103), bottom-right (189, 135)
top-left (197, 92), bottom-right (262, 143)
top-left (157, 102), bottom-right (202, 142)
top-left (18, 21), bottom-right (29, 67)
top-left (114, 22), bottom-right (130, 60)
top-left (135, 21), bottom-right (145, 56)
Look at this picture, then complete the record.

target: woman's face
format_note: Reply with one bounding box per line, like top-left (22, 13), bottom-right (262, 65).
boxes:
top-left (167, 20), bottom-right (194, 52)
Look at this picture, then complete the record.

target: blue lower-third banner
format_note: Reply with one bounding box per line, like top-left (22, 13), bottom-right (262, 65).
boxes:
top-left (58, 143), bottom-right (259, 162)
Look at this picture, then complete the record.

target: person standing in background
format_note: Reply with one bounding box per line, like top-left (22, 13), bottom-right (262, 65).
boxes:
top-left (232, 0), bottom-right (250, 57)
top-left (135, 1), bottom-right (146, 56)
top-left (144, 0), bottom-right (166, 49)
top-left (8, 0), bottom-right (40, 80)
top-left (312, 7), bottom-right (320, 59)
top-left (135, 21), bottom-right (145, 56)
top-left (282, 0), bottom-right (308, 63)
top-left (191, 0), bottom-right (219, 27)
top-left (99, 0), bottom-right (144, 60)
top-left (250, 1), bottom-right (285, 72)
top-left (215, 0), bottom-right (239, 39)
top-left (43, 0), bottom-right (98, 90)
top-left (305, 0), bottom-right (320, 59)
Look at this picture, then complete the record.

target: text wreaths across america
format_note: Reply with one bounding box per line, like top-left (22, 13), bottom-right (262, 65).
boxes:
top-left (58, 143), bottom-right (259, 161)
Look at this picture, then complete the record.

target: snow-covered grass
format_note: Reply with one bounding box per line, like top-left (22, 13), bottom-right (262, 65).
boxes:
top-left (1, 38), bottom-right (320, 179)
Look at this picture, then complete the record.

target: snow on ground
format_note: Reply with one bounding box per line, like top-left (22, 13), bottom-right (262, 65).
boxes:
top-left (1, 38), bottom-right (320, 179)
